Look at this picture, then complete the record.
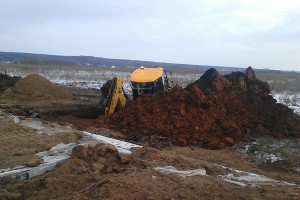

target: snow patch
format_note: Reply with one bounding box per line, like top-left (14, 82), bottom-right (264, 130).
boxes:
top-left (216, 165), bottom-right (299, 188)
top-left (256, 152), bottom-right (283, 163)
top-left (289, 106), bottom-right (300, 115)
top-left (7, 114), bottom-right (20, 124)
top-left (0, 116), bottom-right (143, 180)
top-left (219, 172), bottom-right (276, 185)
top-left (154, 166), bottom-right (206, 178)
top-left (294, 168), bottom-right (300, 173)
top-left (272, 91), bottom-right (300, 115)
top-left (0, 130), bottom-right (142, 180)
top-left (19, 119), bottom-right (75, 135)
top-left (237, 144), bottom-right (251, 153)
top-left (82, 131), bottom-right (142, 154)
top-left (0, 143), bottom-right (77, 180)
top-left (36, 143), bottom-right (76, 161)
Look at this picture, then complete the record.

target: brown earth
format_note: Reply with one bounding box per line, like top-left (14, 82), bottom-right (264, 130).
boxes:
top-left (1, 129), bottom-right (299, 200)
top-left (0, 74), bottom-right (100, 118)
top-left (0, 74), bottom-right (73, 104)
top-left (0, 70), bottom-right (300, 199)
top-left (98, 67), bottom-right (300, 149)
top-left (0, 114), bottom-right (78, 169)
top-left (2, 69), bottom-right (299, 151)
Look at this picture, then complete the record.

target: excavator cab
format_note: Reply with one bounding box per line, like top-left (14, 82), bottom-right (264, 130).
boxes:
top-left (101, 66), bottom-right (171, 116)
top-left (130, 66), bottom-right (170, 100)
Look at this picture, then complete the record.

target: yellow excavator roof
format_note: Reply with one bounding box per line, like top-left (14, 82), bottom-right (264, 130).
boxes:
top-left (130, 66), bottom-right (164, 83)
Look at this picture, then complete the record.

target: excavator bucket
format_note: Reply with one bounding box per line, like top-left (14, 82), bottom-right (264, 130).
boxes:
top-left (104, 77), bottom-right (128, 116)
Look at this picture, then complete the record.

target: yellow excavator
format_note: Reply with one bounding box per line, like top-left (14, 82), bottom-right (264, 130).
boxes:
top-left (101, 66), bottom-right (171, 116)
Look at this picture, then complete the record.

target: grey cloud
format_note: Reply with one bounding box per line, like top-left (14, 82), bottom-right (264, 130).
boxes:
top-left (0, 0), bottom-right (299, 70)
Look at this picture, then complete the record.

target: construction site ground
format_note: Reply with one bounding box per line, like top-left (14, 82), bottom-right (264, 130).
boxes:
top-left (0, 72), bottom-right (299, 199)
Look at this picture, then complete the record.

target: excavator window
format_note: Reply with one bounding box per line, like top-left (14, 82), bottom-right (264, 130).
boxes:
top-left (131, 82), bottom-right (154, 99)
top-left (131, 76), bottom-right (165, 100)
top-left (153, 77), bottom-right (164, 92)
top-left (132, 82), bottom-right (153, 90)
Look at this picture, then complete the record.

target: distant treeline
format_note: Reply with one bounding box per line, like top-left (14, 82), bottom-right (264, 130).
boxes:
top-left (0, 51), bottom-right (299, 75)
top-left (0, 51), bottom-right (245, 71)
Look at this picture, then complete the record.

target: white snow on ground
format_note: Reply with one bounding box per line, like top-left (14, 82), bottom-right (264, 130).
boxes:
top-left (12, 114), bottom-right (142, 154)
top-left (5, 68), bottom-right (201, 92)
top-left (218, 171), bottom-right (276, 188)
top-left (295, 168), bottom-right (300, 173)
top-left (0, 135), bottom-right (140, 180)
top-left (216, 165), bottom-right (300, 188)
top-left (289, 106), bottom-right (300, 115)
top-left (6, 69), bottom-right (130, 90)
top-left (0, 112), bottom-right (142, 180)
top-left (154, 166), bottom-right (206, 178)
top-left (154, 164), bottom-right (300, 188)
top-left (19, 119), bottom-right (74, 135)
top-left (256, 152), bottom-right (283, 163)
top-left (0, 143), bottom-right (76, 180)
top-left (236, 144), bottom-right (251, 154)
top-left (272, 91), bottom-right (300, 115)
top-left (83, 131), bottom-right (142, 154)
top-left (36, 143), bottom-right (77, 162)
top-left (236, 138), bottom-right (290, 163)
top-left (7, 114), bottom-right (20, 124)
top-left (55, 79), bottom-right (101, 89)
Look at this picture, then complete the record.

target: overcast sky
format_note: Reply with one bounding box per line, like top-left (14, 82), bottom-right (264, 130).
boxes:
top-left (1, 0), bottom-right (299, 70)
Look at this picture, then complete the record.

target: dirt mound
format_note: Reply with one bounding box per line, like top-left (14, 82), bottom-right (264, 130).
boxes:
top-left (0, 74), bottom-right (73, 103)
top-left (70, 144), bottom-right (127, 173)
top-left (0, 73), bottom-right (20, 93)
top-left (100, 67), bottom-right (300, 149)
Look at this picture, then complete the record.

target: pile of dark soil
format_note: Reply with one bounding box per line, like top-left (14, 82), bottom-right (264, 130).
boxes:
top-left (0, 74), bottom-right (73, 103)
top-left (0, 73), bottom-right (20, 93)
top-left (100, 67), bottom-right (300, 149)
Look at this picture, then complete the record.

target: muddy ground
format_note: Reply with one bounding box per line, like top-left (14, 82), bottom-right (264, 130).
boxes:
top-left (0, 72), bottom-right (300, 199)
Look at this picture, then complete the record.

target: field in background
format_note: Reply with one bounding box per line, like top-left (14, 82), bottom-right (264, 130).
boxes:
top-left (1, 63), bottom-right (299, 114)
top-left (0, 64), bottom-right (203, 91)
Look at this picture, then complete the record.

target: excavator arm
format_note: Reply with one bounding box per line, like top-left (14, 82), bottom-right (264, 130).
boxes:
top-left (104, 77), bottom-right (128, 116)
